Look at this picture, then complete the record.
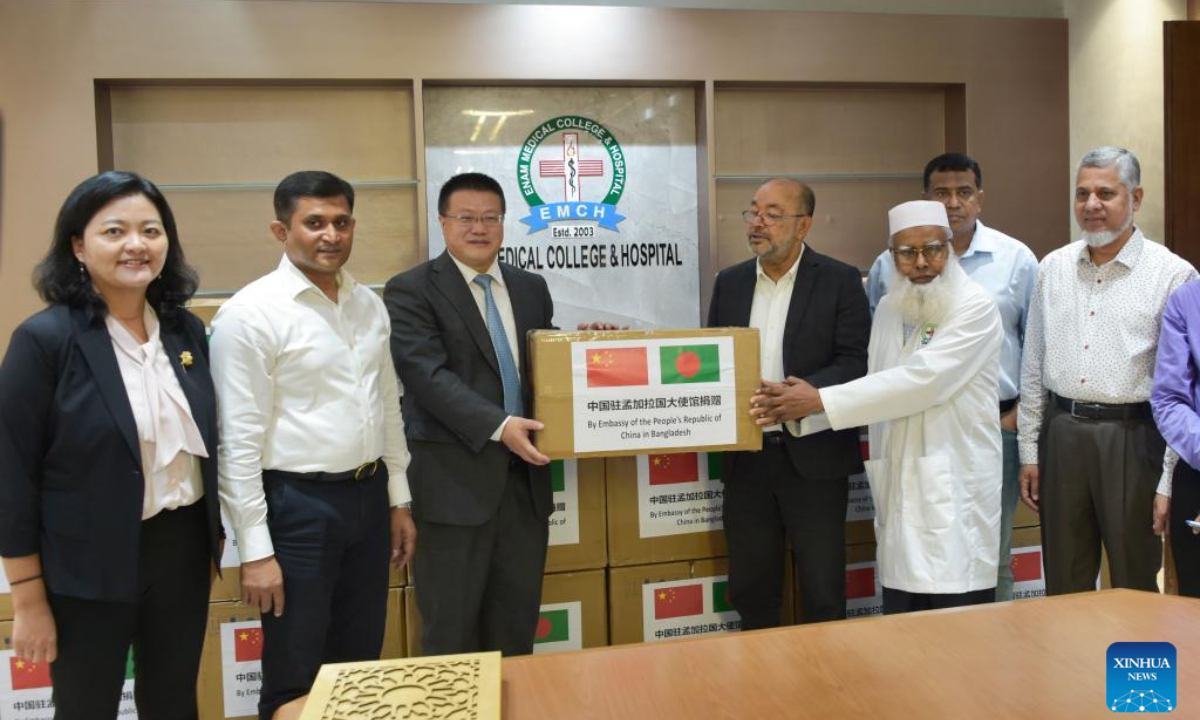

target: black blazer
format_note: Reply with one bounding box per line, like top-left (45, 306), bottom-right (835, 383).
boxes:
top-left (0, 304), bottom-right (222, 603)
top-left (708, 246), bottom-right (871, 481)
top-left (384, 251), bottom-right (555, 526)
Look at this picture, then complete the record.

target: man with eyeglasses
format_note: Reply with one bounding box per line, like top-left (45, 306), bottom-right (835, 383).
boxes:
top-left (1019, 147), bottom-right (1196, 596)
top-left (707, 177), bottom-right (870, 626)
top-left (384, 172), bottom-right (556, 656)
top-left (757, 200), bottom-right (1003, 614)
top-left (865, 153), bottom-right (1038, 602)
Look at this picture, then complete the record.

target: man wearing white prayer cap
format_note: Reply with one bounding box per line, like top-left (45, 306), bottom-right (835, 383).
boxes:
top-left (751, 199), bottom-right (1004, 613)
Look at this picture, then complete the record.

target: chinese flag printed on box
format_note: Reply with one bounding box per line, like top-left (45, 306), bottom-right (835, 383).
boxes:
top-left (234, 627), bottom-right (264, 662)
top-left (9, 657), bottom-right (52, 691)
top-left (585, 347), bottom-right (648, 388)
top-left (1012, 550), bottom-right (1043, 583)
top-left (654, 584), bottom-right (704, 619)
top-left (534, 609), bottom-right (570, 645)
top-left (846, 565), bottom-right (876, 600)
top-left (659, 344), bottom-right (720, 385)
top-left (648, 453), bottom-right (699, 485)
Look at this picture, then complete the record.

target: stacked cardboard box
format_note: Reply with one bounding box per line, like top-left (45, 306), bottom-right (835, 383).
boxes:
top-left (545, 459), bottom-right (608, 572)
top-left (606, 454), bottom-right (726, 566)
top-left (1, 622), bottom-right (139, 718)
top-left (196, 589), bottom-right (404, 720)
top-left (530, 328), bottom-right (763, 460)
top-left (609, 555), bottom-right (793, 646)
top-left (405, 568), bottom-right (607, 658)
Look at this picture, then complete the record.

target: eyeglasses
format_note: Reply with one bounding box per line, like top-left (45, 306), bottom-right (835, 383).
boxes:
top-left (891, 243), bottom-right (950, 264)
top-left (443, 214), bottom-right (504, 228)
top-left (741, 210), bottom-right (808, 226)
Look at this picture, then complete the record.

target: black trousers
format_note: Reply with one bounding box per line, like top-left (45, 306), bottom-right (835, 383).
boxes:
top-left (257, 467), bottom-right (391, 720)
top-left (1172, 460), bottom-right (1200, 598)
top-left (413, 463), bottom-right (548, 657)
top-left (722, 442), bottom-right (849, 628)
top-left (49, 500), bottom-right (210, 720)
top-left (882, 586), bottom-right (995, 615)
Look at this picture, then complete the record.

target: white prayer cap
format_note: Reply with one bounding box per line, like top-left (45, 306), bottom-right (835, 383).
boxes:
top-left (888, 200), bottom-right (952, 241)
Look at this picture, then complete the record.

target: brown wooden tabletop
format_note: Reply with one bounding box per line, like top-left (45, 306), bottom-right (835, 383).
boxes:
top-left (501, 589), bottom-right (1200, 719)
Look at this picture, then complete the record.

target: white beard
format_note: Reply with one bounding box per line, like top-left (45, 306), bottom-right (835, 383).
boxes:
top-left (890, 254), bottom-right (960, 327)
top-left (1081, 210), bottom-right (1134, 248)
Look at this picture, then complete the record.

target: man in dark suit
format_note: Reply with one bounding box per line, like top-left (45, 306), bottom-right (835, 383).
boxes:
top-left (708, 177), bottom-right (870, 626)
top-left (385, 172), bottom-right (555, 656)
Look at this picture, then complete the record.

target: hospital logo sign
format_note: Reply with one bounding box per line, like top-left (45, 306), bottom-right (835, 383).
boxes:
top-left (517, 115), bottom-right (627, 235)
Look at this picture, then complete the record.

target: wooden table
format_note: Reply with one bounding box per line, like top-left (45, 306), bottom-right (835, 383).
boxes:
top-left (501, 589), bottom-right (1200, 719)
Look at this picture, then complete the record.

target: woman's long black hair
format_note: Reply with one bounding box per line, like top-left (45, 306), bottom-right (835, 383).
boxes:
top-left (33, 171), bottom-right (199, 327)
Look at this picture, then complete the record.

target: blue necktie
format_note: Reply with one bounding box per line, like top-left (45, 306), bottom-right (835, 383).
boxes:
top-left (473, 274), bottom-right (524, 418)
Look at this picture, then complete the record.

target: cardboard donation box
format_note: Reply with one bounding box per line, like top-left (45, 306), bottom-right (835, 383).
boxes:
top-left (199, 593), bottom-right (404, 719)
top-left (530, 328), bottom-right (762, 459)
top-left (405, 569), bottom-right (607, 658)
top-left (544, 459), bottom-right (608, 572)
top-left (608, 556), bottom-right (793, 646)
top-left (1, 622), bottom-right (138, 719)
top-left (605, 454), bottom-right (727, 566)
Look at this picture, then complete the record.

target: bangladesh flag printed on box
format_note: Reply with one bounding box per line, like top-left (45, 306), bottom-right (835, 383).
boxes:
top-left (570, 336), bottom-right (737, 454)
top-left (659, 344), bottom-right (720, 385)
top-left (641, 575), bottom-right (740, 643)
top-left (548, 459), bottom-right (580, 546)
top-left (636, 452), bottom-right (724, 539)
top-left (220, 620), bottom-right (264, 717)
top-left (1, 649), bottom-right (138, 719)
top-left (532, 601), bottom-right (583, 654)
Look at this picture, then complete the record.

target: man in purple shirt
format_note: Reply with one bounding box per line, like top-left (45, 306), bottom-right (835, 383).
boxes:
top-left (1151, 280), bottom-right (1200, 597)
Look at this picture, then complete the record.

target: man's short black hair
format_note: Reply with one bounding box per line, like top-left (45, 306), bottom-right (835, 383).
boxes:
top-left (922, 153), bottom-right (983, 193)
top-left (273, 171), bottom-right (355, 224)
top-left (438, 173), bottom-right (506, 216)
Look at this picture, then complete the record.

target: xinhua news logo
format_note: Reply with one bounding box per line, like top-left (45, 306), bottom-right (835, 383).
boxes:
top-left (1107, 642), bottom-right (1176, 712)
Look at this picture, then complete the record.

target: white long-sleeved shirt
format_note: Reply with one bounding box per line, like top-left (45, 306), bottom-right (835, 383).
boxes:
top-left (1018, 229), bottom-right (1197, 494)
top-left (751, 247), bottom-right (803, 433)
top-left (210, 255), bottom-right (411, 563)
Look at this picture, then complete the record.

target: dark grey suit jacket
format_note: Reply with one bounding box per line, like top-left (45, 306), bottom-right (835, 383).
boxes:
top-left (0, 304), bottom-right (222, 602)
top-left (384, 251), bottom-right (555, 526)
top-left (707, 246), bottom-right (871, 481)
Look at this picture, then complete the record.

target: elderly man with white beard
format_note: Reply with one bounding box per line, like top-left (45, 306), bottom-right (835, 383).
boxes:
top-left (751, 200), bottom-right (1003, 614)
top-left (1018, 147), bottom-right (1197, 596)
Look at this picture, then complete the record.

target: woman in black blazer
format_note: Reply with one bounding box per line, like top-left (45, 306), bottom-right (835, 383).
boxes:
top-left (0, 172), bottom-right (222, 719)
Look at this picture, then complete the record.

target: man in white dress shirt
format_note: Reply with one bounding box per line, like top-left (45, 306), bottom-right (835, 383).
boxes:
top-left (708, 178), bottom-right (870, 626)
top-left (1018, 147), bottom-right (1196, 595)
top-left (760, 200), bottom-right (1003, 614)
top-left (210, 171), bottom-right (416, 718)
top-left (385, 173), bottom-right (556, 656)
